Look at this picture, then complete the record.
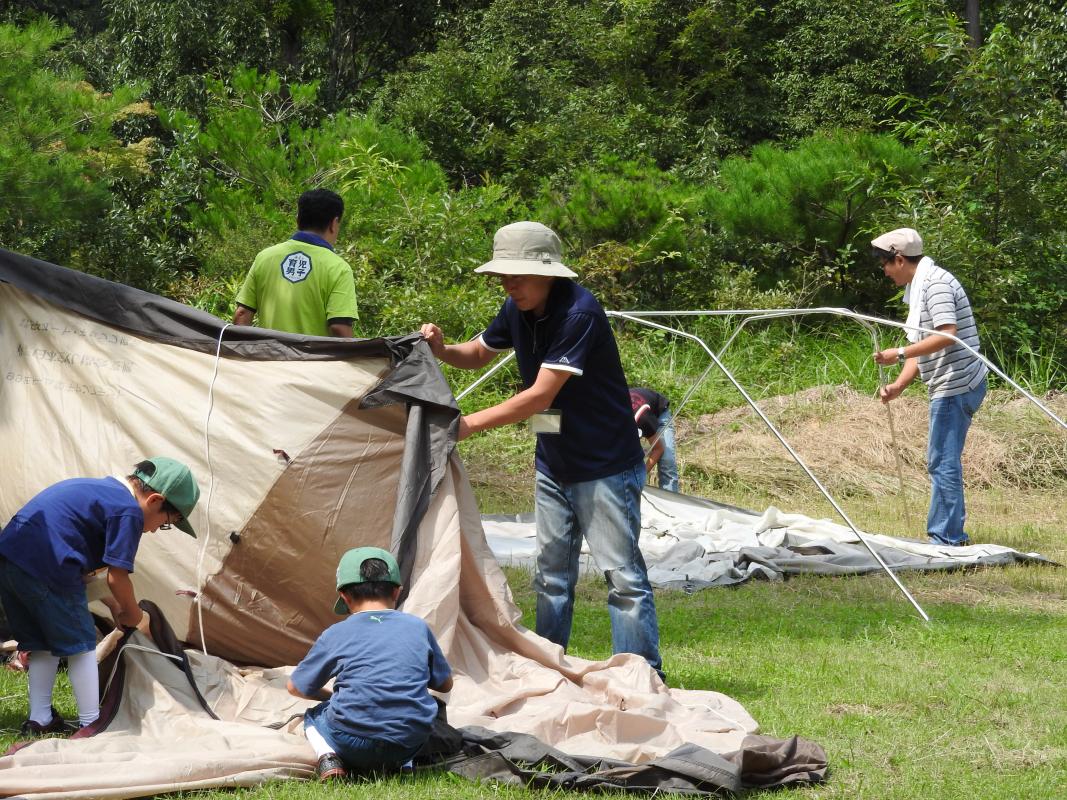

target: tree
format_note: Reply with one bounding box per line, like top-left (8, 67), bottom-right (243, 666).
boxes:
top-left (889, 4), bottom-right (1067, 350)
top-left (965, 0), bottom-right (981, 47)
top-left (0, 19), bottom-right (146, 269)
top-left (705, 132), bottom-right (926, 307)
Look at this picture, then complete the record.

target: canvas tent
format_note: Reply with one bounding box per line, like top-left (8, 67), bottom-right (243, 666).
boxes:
top-left (0, 250), bottom-right (826, 797)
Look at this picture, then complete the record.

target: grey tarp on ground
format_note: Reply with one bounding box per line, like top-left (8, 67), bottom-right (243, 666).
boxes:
top-left (449, 728), bottom-right (827, 793)
top-left (485, 487), bottom-right (1053, 590)
top-left (0, 249), bottom-right (825, 797)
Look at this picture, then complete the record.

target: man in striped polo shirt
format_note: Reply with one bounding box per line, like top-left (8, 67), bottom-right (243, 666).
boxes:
top-left (871, 227), bottom-right (988, 547)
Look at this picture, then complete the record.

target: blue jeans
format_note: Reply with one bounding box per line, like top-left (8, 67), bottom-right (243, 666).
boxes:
top-left (533, 464), bottom-right (663, 676)
top-left (304, 701), bottom-right (420, 772)
top-left (927, 379), bottom-right (987, 545)
top-left (0, 559), bottom-right (96, 656)
top-left (654, 410), bottom-right (679, 492)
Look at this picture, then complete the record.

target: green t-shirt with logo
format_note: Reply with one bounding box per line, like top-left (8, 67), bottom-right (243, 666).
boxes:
top-left (235, 237), bottom-right (358, 337)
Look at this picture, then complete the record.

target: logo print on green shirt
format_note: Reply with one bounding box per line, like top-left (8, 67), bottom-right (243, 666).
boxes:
top-left (280, 252), bottom-right (313, 283)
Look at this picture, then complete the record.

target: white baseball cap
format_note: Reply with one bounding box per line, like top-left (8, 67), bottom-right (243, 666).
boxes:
top-left (871, 228), bottom-right (923, 257)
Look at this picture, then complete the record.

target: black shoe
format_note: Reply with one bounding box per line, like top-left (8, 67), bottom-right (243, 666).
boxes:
top-left (19, 706), bottom-right (77, 736)
top-left (317, 753), bottom-right (348, 782)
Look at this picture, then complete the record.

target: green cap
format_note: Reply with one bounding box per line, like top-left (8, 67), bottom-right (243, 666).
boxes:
top-left (333, 547), bottom-right (401, 615)
top-left (133, 457), bottom-right (200, 538)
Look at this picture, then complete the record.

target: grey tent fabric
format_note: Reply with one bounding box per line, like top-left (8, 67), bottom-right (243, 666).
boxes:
top-left (0, 247), bottom-right (405, 361)
top-left (485, 486), bottom-right (1052, 590)
top-left (447, 729), bottom-right (753, 794)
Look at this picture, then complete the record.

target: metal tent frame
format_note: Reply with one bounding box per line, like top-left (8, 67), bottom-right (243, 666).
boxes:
top-left (453, 306), bottom-right (1066, 621)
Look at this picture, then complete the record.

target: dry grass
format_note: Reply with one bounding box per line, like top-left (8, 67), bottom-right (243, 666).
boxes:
top-left (682, 385), bottom-right (1067, 496)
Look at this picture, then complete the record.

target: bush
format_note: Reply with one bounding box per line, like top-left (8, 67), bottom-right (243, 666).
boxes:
top-left (704, 131), bottom-right (926, 308)
top-left (0, 19), bottom-right (159, 279)
top-left (159, 68), bottom-right (520, 336)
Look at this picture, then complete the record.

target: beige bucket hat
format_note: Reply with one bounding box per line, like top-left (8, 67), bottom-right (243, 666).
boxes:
top-left (474, 221), bottom-right (578, 278)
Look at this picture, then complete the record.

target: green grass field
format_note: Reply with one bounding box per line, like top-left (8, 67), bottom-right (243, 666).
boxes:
top-left (3, 480), bottom-right (1063, 799)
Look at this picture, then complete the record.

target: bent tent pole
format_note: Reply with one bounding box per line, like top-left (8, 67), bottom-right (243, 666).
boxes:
top-left (607, 310), bottom-right (932, 622)
top-left (723, 310), bottom-right (918, 522)
top-left (614, 310), bottom-right (903, 494)
top-left (626, 307), bottom-right (1066, 434)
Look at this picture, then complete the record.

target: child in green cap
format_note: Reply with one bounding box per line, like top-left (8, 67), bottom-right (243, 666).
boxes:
top-left (287, 547), bottom-right (453, 781)
top-left (0, 457), bottom-right (200, 735)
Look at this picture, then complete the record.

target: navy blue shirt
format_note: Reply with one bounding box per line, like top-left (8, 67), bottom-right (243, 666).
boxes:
top-left (0, 477), bottom-right (144, 592)
top-left (291, 609), bottom-right (452, 750)
top-left (480, 279), bottom-right (643, 482)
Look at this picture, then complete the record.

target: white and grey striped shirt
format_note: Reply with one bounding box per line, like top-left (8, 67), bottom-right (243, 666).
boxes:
top-left (916, 264), bottom-right (988, 398)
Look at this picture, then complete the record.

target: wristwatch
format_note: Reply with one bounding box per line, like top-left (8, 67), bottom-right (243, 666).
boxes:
top-left (897, 347), bottom-right (906, 364)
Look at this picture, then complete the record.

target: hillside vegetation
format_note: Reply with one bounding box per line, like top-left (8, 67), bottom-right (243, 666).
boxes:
top-left (0, 1), bottom-right (1064, 375)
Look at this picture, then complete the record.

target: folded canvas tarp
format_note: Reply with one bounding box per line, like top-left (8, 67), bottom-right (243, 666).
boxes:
top-left (485, 487), bottom-right (1051, 590)
top-left (0, 250), bottom-right (825, 797)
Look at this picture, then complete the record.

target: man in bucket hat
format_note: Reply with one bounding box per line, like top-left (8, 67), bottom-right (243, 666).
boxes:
top-left (0, 457), bottom-right (200, 735)
top-left (871, 227), bottom-right (988, 546)
top-left (421, 222), bottom-right (663, 679)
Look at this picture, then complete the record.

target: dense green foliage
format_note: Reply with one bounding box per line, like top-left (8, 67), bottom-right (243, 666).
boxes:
top-left (0, 20), bottom-right (145, 271)
top-left (0, 1), bottom-right (1063, 379)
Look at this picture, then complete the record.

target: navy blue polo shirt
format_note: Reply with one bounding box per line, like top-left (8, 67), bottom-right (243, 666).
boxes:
top-left (0, 477), bottom-right (144, 592)
top-left (479, 279), bottom-right (643, 483)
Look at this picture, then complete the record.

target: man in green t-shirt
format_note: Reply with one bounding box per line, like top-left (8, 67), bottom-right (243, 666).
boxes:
top-left (233, 189), bottom-right (358, 337)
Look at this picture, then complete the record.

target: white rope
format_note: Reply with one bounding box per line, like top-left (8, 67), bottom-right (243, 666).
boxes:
top-left (194, 323), bottom-right (231, 656)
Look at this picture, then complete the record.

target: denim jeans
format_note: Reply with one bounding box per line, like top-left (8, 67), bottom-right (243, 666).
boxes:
top-left (533, 464), bottom-right (663, 676)
top-left (927, 379), bottom-right (987, 545)
top-left (654, 410), bottom-right (679, 492)
top-left (0, 559), bottom-right (96, 656)
top-left (304, 701), bottom-right (420, 772)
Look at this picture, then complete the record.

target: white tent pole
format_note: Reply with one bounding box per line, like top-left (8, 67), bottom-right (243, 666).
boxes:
top-left (455, 350), bottom-right (516, 402)
top-left (622, 307), bottom-right (1066, 433)
top-left (608, 310), bottom-right (932, 622)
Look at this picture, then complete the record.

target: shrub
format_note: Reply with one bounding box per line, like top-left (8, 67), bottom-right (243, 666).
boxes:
top-left (704, 131), bottom-right (926, 308)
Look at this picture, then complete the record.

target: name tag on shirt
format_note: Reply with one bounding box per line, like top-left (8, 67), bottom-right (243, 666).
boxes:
top-left (530, 410), bottom-right (561, 434)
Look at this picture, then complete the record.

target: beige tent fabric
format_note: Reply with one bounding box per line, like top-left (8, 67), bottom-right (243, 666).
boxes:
top-left (0, 455), bottom-right (758, 798)
top-left (0, 282), bottom-right (391, 648)
top-left (438, 459), bottom-right (759, 761)
top-left (188, 400), bottom-right (409, 665)
top-left (1, 269), bottom-right (769, 797)
top-left (0, 637), bottom-right (317, 798)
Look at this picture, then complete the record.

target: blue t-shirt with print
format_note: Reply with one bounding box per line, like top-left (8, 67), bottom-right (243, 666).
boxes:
top-left (290, 609), bottom-right (452, 750)
top-left (0, 477), bottom-right (144, 592)
top-left (480, 279), bottom-right (643, 483)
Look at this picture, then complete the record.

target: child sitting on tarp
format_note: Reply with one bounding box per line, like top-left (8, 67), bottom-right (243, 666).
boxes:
top-left (287, 547), bottom-right (453, 781)
top-left (0, 457), bottom-right (200, 735)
